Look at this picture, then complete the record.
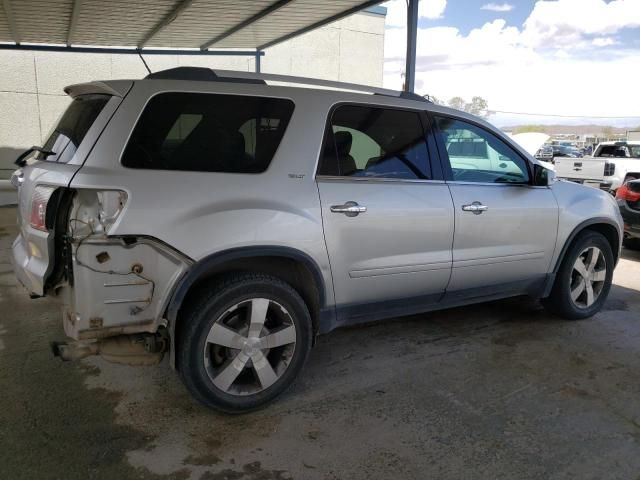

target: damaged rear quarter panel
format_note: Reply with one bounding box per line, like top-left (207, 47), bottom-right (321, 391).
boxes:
top-left (61, 190), bottom-right (191, 339)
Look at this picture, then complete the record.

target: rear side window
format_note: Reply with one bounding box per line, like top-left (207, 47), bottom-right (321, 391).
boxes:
top-left (39, 94), bottom-right (110, 164)
top-left (122, 93), bottom-right (294, 173)
top-left (318, 105), bottom-right (432, 180)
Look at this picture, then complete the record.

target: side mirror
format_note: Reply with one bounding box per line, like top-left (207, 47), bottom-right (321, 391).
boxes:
top-left (533, 163), bottom-right (556, 186)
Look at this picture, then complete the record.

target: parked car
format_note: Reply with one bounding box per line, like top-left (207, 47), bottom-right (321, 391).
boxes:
top-left (553, 141), bottom-right (640, 192)
top-left (10, 67), bottom-right (623, 412)
top-left (616, 178), bottom-right (640, 250)
top-left (594, 141), bottom-right (640, 191)
top-left (552, 145), bottom-right (583, 159)
top-left (535, 145), bottom-right (554, 163)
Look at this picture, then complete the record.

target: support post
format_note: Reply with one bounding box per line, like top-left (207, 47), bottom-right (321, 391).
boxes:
top-left (404, 0), bottom-right (419, 93)
top-left (255, 49), bottom-right (262, 73)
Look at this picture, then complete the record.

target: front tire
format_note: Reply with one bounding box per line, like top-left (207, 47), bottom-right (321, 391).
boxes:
top-left (178, 273), bottom-right (313, 413)
top-left (542, 231), bottom-right (614, 319)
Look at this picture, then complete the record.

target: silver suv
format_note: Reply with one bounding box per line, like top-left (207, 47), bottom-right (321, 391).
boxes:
top-left (11, 67), bottom-right (623, 412)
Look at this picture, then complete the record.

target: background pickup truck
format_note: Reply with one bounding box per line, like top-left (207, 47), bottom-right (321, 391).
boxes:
top-left (554, 141), bottom-right (640, 192)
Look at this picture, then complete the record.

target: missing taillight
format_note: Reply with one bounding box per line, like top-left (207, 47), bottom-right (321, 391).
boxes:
top-left (30, 186), bottom-right (56, 232)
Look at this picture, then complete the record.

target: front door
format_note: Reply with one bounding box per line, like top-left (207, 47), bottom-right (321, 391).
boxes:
top-left (316, 104), bottom-right (454, 325)
top-left (432, 115), bottom-right (558, 297)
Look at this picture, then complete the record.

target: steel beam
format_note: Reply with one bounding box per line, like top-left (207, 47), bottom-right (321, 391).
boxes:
top-left (0, 44), bottom-right (265, 56)
top-left (138, 0), bottom-right (194, 48)
top-left (258, 0), bottom-right (382, 50)
top-left (67, 0), bottom-right (83, 46)
top-left (2, 0), bottom-right (20, 44)
top-left (255, 49), bottom-right (262, 73)
top-left (404, 0), bottom-right (418, 93)
top-left (200, 0), bottom-right (294, 50)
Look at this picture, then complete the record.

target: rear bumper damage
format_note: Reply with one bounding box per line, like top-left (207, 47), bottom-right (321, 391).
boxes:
top-left (61, 236), bottom-right (191, 341)
top-left (51, 332), bottom-right (168, 366)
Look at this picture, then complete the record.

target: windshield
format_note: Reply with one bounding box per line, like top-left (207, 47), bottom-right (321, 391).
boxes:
top-left (595, 144), bottom-right (640, 159)
top-left (37, 94), bottom-right (110, 164)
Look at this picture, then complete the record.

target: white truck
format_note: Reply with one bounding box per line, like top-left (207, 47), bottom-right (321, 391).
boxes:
top-left (554, 141), bottom-right (640, 192)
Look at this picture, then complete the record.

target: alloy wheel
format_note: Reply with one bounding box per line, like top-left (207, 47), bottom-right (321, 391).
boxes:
top-left (203, 298), bottom-right (297, 396)
top-left (569, 246), bottom-right (607, 308)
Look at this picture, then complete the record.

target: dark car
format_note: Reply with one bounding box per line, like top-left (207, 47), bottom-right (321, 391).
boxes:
top-left (616, 178), bottom-right (640, 250)
top-left (552, 145), bottom-right (583, 158)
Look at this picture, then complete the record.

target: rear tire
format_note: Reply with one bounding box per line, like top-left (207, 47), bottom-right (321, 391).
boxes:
top-left (177, 273), bottom-right (313, 413)
top-left (542, 231), bottom-right (614, 319)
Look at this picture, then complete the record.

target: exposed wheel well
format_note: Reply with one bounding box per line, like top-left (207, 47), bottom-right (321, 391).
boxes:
top-left (172, 255), bottom-right (323, 365)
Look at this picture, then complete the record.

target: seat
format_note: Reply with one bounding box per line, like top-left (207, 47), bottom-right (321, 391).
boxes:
top-left (334, 131), bottom-right (357, 176)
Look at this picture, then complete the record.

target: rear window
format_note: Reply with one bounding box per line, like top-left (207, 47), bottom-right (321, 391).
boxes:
top-left (595, 144), bottom-right (640, 158)
top-left (39, 94), bottom-right (110, 164)
top-left (122, 92), bottom-right (295, 173)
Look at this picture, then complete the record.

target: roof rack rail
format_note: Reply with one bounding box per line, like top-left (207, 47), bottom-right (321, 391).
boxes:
top-left (146, 67), bottom-right (266, 84)
top-left (144, 67), bottom-right (431, 102)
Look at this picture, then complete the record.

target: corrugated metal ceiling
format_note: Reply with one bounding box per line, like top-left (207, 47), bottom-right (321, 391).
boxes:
top-left (0, 0), bottom-right (381, 51)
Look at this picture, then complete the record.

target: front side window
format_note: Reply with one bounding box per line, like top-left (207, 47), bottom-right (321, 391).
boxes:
top-left (122, 93), bottom-right (294, 173)
top-left (435, 116), bottom-right (530, 184)
top-left (40, 94), bottom-right (111, 164)
top-left (318, 105), bottom-right (432, 180)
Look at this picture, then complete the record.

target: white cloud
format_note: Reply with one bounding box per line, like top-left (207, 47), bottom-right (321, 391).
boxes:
top-left (383, 0), bottom-right (447, 28)
top-left (383, 0), bottom-right (640, 120)
top-left (481, 3), bottom-right (515, 12)
top-left (592, 37), bottom-right (618, 47)
top-left (521, 0), bottom-right (640, 48)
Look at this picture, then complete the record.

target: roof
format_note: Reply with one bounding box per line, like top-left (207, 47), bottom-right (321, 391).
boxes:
top-left (64, 67), bottom-right (431, 104)
top-left (0, 0), bottom-right (384, 52)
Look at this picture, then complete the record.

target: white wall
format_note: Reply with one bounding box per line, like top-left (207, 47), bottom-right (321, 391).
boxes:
top-left (0, 10), bottom-right (385, 174)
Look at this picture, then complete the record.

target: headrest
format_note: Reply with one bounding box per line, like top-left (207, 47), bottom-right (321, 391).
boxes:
top-left (334, 131), bottom-right (353, 156)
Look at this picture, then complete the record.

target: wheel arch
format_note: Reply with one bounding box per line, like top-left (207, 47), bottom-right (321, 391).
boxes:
top-left (553, 217), bottom-right (621, 274)
top-left (166, 246), bottom-right (329, 367)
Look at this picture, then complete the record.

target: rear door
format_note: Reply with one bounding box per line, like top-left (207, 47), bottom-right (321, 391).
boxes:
top-left (12, 90), bottom-right (124, 295)
top-left (432, 115), bottom-right (558, 299)
top-left (317, 104), bottom-right (454, 326)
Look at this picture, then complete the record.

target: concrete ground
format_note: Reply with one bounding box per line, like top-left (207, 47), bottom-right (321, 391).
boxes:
top-left (1, 204), bottom-right (639, 480)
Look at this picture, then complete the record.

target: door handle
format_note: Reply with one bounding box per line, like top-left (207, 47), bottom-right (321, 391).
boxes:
top-left (330, 201), bottom-right (367, 217)
top-left (462, 202), bottom-right (488, 215)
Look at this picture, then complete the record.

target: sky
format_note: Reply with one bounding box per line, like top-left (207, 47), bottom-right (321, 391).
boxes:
top-left (381, 0), bottom-right (640, 127)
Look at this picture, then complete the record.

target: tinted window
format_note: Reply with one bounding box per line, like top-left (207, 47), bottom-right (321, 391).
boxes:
top-left (596, 145), bottom-right (640, 158)
top-left (318, 105), bottom-right (431, 180)
top-left (39, 94), bottom-right (110, 164)
top-left (435, 116), bottom-right (530, 184)
top-left (122, 93), bottom-right (294, 173)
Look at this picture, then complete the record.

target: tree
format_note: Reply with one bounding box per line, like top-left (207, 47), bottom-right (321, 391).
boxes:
top-left (467, 96), bottom-right (488, 117)
top-left (446, 96), bottom-right (490, 118)
top-left (447, 97), bottom-right (466, 111)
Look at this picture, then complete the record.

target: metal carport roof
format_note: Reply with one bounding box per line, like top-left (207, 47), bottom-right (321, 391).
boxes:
top-left (0, 0), bottom-right (382, 51)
